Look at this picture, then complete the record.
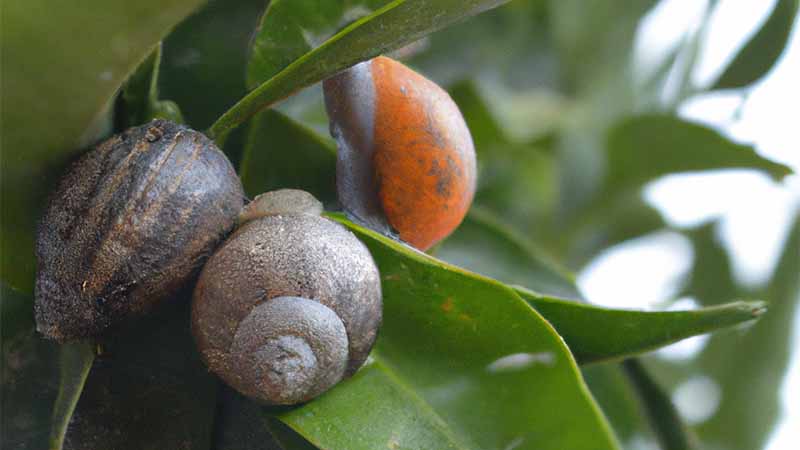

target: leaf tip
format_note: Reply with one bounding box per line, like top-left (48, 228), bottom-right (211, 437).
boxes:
top-left (746, 300), bottom-right (768, 318)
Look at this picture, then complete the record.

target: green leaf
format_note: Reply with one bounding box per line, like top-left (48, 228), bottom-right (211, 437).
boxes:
top-left (515, 286), bottom-right (765, 364)
top-left (448, 81), bottom-right (558, 235)
top-left (280, 361), bottom-right (467, 448)
top-left (247, 0), bottom-right (393, 89)
top-left (548, 0), bottom-right (658, 93)
top-left (712, 0), bottom-right (800, 90)
top-left (119, 43), bottom-right (184, 127)
top-left (622, 360), bottom-right (699, 450)
top-left (160, 0), bottom-right (265, 131)
top-left (1, 0), bottom-right (207, 291)
top-left (563, 194), bottom-right (667, 270)
top-left (49, 344), bottom-right (95, 450)
top-left (691, 212), bottom-right (800, 450)
top-left (602, 115), bottom-right (792, 200)
top-left (208, 0), bottom-right (512, 140)
top-left (277, 215), bottom-right (620, 450)
top-left (437, 207), bottom-right (582, 300)
top-left (414, 1), bottom-right (551, 79)
top-left (582, 364), bottom-right (649, 444)
top-left (239, 110), bottom-right (337, 204)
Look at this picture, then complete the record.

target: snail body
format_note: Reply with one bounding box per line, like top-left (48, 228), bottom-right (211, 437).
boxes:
top-left (192, 190), bottom-right (382, 405)
top-left (35, 120), bottom-right (244, 341)
top-left (324, 56), bottom-right (477, 251)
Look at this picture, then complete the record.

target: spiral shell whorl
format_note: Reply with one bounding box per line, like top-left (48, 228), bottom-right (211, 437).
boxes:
top-left (191, 212), bottom-right (382, 404)
top-left (229, 296), bottom-right (348, 404)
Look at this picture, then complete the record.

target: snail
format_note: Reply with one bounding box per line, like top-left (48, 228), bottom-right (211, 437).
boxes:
top-left (324, 56), bottom-right (477, 251)
top-left (191, 189), bottom-right (382, 405)
top-left (35, 119), bottom-right (244, 342)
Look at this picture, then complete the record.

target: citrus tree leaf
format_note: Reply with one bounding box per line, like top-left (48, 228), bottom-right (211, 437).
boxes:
top-left (515, 287), bottom-right (765, 364)
top-left (0, 0), bottom-right (207, 292)
top-left (49, 344), bottom-right (95, 450)
top-left (448, 81), bottom-right (558, 237)
top-left (712, 0), bottom-right (800, 90)
top-left (239, 110), bottom-right (337, 204)
top-left (119, 43), bottom-right (184, 127)
top-left (246, 0), bottom-right (394, 89)
top-left (208, 0), bottom-right (512, 140)
top-left (160, 0), bottom-right (265, 133)
top-left (622, 360), bottom-right (699, 450)
top-left (548, 0), bottom-right (658, 93)
top-left (437, 207), bottom-right (582, 300)
top-left (271, 215), bottom-right (620, 450)
top-left (691, 212), bottom-right (800, 449)
top-left (601, 115), bottom-right (792, 201)
top-left (581, 364), bottom-right (649, 444)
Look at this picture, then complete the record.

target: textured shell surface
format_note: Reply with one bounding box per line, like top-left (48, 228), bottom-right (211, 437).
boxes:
top-left (191, 213), bottom-right (382, 400)
top-left (35, 120), bottom-right (244, 341)
top-left (324, 56), bottom-right (477, 251)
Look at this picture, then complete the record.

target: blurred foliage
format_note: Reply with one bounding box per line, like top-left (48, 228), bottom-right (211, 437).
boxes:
top-left (2, 0), bottom-right (799, 449)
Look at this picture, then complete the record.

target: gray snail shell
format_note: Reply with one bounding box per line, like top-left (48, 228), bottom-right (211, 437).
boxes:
top-left (191, 190), bottom-right (382, 405)
top-left (35, 119), bottom-right (244, 342)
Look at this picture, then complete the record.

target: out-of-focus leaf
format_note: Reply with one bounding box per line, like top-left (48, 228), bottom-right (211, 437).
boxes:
top-left (119, 43), bottom-right (184, 127)
top-left (161, 0), bottom-right (264, 131)
top-left (602, 115), bottom-right (792, 201)
top-left (271, 215), bottom-right (620, 450)
top-left (514, 287), bottom-right (765, 364)
top-left (49, 344), bottom-right (95, 450)
top-left (209, 0), bottom-right (512, 140)
top-left (63, 298), bottom-right (217, 450)
top-left (410, 1), bottom-right (554, 91)
top-left (448, 81), bottom-right (558, 236)
top-left (691, 211), bottom-right (800, 450)
top-left (712, 0), bottom-right (800, 90)
top-left (239, 110), bottom-right (337, 205)
top-left (546, 1), bottom-right (660, 221)
top-left (622, 360), bottom-right (699, 450)
top-left (548, 0), bottom-right (657, 93)
top-left (582, 364), bottom-right (649, 445)
top-left (247, 0), bottom-right (393, 89)
top-left (448, 80), bottom-right (508, 152)
top-left (437, 207), bottom-right (582, 300)
top-left (0, 0), bottom-right (207, 292)
top-left (564, 195), bottom-right (667, 270)
top-left (682, 223), bottom-right (739, 306)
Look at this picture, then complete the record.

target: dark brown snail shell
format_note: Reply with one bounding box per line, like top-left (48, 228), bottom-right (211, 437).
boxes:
top-left (191, 190), bottom-right (382, 405)
top-left (35, 119), bottom-right (244, 342)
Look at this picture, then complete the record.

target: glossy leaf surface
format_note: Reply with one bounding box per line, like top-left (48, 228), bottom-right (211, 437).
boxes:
top-left (273, 216), bottom-right (621, 450)
top-left (1, 0), bottom-right (206, 291)
top-left (247, 0), bottom-right (393, 88)
top-left (209, 0), bottom-right (511, 139)
top-left (516, 288), bottom-right (766, 364)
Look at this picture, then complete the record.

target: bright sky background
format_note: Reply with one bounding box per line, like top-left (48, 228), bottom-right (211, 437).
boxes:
top-left (576, 0), bottom-right (800, 448)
